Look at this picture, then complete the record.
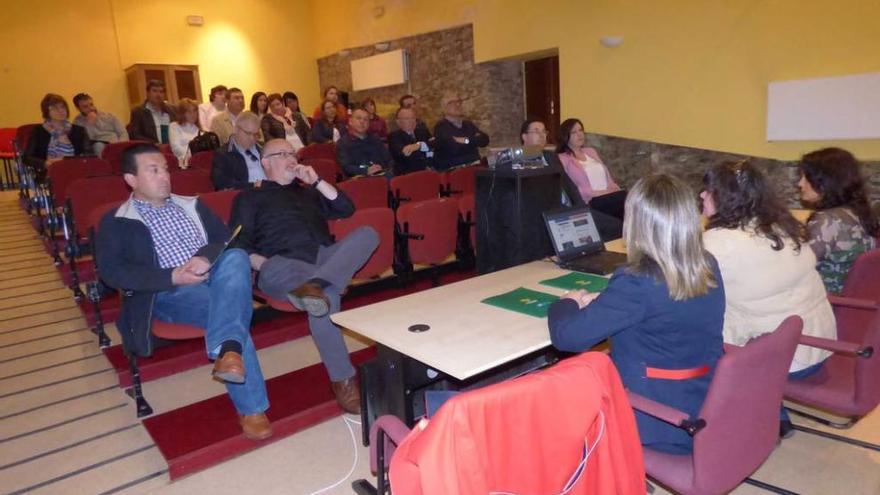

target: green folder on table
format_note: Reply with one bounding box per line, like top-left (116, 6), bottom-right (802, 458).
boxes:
top-left (481, 287), bottom-right (559, 318)
top-left (539, 272), bottom-right (609, 292)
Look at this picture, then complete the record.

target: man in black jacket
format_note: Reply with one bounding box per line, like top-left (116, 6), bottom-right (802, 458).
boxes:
top-left (96, 143), bottom-right (271, 440)
top-left (388, 106), bottom-right (434, 175)
top-left (127, 79), bottom-right (177, 143)
top-left (230, 139), bottom-right (379, 414)
top-left (335, 107), bottom-right (393, 178)
top-left (210, 111), bottom-right (265, 190)
top-left (433, 92), bottom-right (490, 171)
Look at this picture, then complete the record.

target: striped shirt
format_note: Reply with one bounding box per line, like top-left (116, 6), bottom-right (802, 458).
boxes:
top-left (133, 198), bottom-right (206, 268)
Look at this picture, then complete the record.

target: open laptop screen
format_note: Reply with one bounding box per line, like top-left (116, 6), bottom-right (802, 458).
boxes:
top-left (543, 207), bottom-right (604, 260)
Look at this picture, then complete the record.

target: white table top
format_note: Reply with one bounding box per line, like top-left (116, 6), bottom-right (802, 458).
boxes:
top-left (332, 260), bottom-right (577, 381)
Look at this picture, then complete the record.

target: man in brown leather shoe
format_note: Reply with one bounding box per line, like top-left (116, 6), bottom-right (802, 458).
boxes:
top-left (230, 139), bottom-right (379, 414)
top-left (96, 143), bottom-right (272, 440)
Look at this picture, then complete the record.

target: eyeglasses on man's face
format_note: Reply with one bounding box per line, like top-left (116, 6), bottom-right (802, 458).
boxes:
top-left (264, 151), bottom-right (297, 160)
top-left (527, 129), bottom-right (549, 136)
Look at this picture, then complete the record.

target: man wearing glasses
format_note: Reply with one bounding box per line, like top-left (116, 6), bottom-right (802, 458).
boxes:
top-left (229, 139), bottom-right (379, 414)
top-left (211, 111), bottom-right (265, 190)
top-left (433, 92), bottom-right (490, 171)
top-left (388, 106), bottom-right (434, 175)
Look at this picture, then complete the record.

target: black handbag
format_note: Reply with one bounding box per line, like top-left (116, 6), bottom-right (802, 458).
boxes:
top-left (188, 130), bottom-right (221, 154)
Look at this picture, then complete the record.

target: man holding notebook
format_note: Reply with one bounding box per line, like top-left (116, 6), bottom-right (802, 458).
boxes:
top-left (96, 143), bottom-right (272, 441)
top-left (230, 139), bottom-right (379, 414)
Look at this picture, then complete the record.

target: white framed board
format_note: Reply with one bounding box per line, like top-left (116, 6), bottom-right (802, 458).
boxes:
top-left (766, 72), bottom-right (880, 141)
top-left (351, 49), bottom-right (408, 91)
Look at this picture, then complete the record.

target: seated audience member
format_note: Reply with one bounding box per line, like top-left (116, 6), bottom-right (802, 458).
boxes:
top-left (262, 93), bottom-right (307, 152)
top-left (283, 91), bottom-right (311, 137)
top-left (95, 143), bottom-right (271, 440)
top-left (72, 93), bottom-right (128, 157)
top-left (25, 93), bottom-right (90, 178)
top-left (211, 111), bottom-right (265, 190)
top-left (128, 79), bottom-right (177, 144)
top-left (388, 107), bottom-right (434, 175)
top-left (168, 98), bottom-right (200, 167)
top-left (250, 91), bottom-right (269, 118)
top-left (310, 100), bottom-right (347, 144)
top-left (337, 107), bottom-right (394, 177)
top-left (548, 174), bottom-right (724, 454)
top-left (798, 148), bottom-right (879, 294)
top-left (701, 160), bottom-right (836, 437)
top-left (312, 86), bottom-right (348, 123)
top-left (521, 119), bottom-right (622, 240)
top-left (229, 139), bottom-right (379, 413)
top-left (362, 98), bottom-right (388, 140)
top-left (557, 118), bottom-right (625, 220)
top-left (199, 85), bottom-right (227, 130)
top-left (433, 93), bottom-right (489, 171)
top-left (211, 87), bottom-right (247, 147)
top-left (397, 94), bottom-right (430, 135)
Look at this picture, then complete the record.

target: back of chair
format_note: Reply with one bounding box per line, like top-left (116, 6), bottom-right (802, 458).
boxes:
top-left (171, 169), bottom-right (214, 196)
top-left (842, 249), bottom-right (880, 302)
top-left (188, 150), bottom-right (214, 172)
top-left (691, 316), bottom-right (802, 493)
top-left (390, 170), bottom-right (440, 206)
top-left (0, 128), bottom-right (16, 154)
top-left (163, 152), bottom-right (181, 170)
top-left (329, 207), bottom-right (394, 280)
top-left (199, 189), bottom-right (240, 224)
top-left (444, 165), bottom-right (480, 196)
top-left (302, 158), bottom-right (340, 185)
top-left (397, 198), bottom-right (459, 265)
top-left (15, 124), bottom-right (39, 152)
top-left (67, 176), bottom-right (131, 238)
top-left (337, 176), bottom-right (388, 209)
top-left (48, 157), bottom-right (113, 205)
top-left (101, 140), bottom-right (151, 173)
top-left (388, 352), bottom-right (644, 494)
top-left (297, 143), bottom-right (336, 161)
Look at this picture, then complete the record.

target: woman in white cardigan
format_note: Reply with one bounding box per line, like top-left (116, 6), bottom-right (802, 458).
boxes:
top-left (700, 160), bottom-right (836, 436)
top-left (168, 98), bottom-right (200, 168)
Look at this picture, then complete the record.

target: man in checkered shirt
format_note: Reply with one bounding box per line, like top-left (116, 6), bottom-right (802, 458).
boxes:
top-left (96, 143), bottom-right (272, 441)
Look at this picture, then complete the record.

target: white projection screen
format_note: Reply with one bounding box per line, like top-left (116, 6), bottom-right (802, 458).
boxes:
top-left (766, 72), bottom-right (880, 141)
top-left (351, 49), bottom-right (408, 91)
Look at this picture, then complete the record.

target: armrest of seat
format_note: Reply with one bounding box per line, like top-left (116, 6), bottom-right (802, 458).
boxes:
top-left (369, 415), bottom-right (410, 472)
top-left (627, 391), bottom-right (706, 436)
top-left (798, 335), bottom-right (874, 358)
top-left (828, 295), bottom-right (880, 311)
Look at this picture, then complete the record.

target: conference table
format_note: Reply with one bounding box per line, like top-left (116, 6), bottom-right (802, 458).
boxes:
top-left (332, 208), bottom-right (814, 443)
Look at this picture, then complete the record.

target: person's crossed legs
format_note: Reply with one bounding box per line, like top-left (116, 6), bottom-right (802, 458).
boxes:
top-left (152, 248), bottom-right (271, 439)
top-left (256, 226), bottom-right (379, 413)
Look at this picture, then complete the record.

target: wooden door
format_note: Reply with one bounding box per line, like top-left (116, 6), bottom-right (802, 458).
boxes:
top-left (524, 56), bottom-right (560, 144)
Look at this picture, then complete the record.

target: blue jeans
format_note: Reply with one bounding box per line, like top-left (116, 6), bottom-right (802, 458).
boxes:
top-left (780, 360), bottom-right (824, 422)
top-left (153, 248), bottom-right (269, 415)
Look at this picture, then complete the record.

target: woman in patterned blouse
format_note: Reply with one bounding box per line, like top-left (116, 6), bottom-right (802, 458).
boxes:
top-left (799, 148), bottom-right (879, 293)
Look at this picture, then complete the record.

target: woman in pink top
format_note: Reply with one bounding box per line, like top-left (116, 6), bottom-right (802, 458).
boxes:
top-left (556, 118), bottom-right (620, 203)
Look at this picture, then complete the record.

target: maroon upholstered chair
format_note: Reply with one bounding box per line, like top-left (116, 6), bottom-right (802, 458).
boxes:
top-left (389, 170), bottom-right (441, 209)
top-left (188, 150), bottom-right (214, 172)
top-left (329, 207), bottom-right (395, 282)
top-left (198, 189), bottom-right (240, 224)
top-left (337, 176), bottom-right (389, 210)
top-left (631, 316), bottom-right (803, 495)
top-left (297, 142), bottom-right (336, 161)
top-left (441, 164), bottom-right (481, 197)
top-left (101, 140), bottom-right (151, 174)
top-left (395, 198), bottom-right (459, 273)
top-left (301, 157), bottom-right (341, 185)
top-left (782, 291), bottom-right (880, 451)
top-left (170, 168), bottom-right (214, 195)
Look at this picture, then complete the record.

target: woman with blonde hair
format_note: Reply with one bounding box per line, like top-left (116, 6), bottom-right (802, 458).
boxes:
top-left (549, 174), bottom-right (725, 454)
top-left (168, 98), bottom-right (200, 167)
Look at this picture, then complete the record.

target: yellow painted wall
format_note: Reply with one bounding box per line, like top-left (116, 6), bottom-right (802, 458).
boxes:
top-left (1, 0), bottom-right (319, 129)
top-left (310, 0), bottom-right (880, 160)
top-left (0, 1), bottom-right (128, 129)
top-left (111, 0), bottom-right (319, 113)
